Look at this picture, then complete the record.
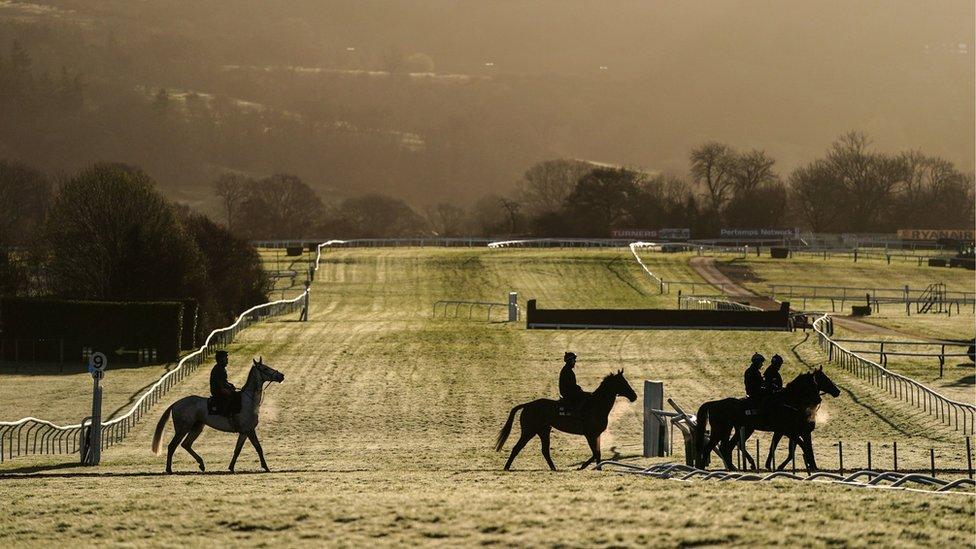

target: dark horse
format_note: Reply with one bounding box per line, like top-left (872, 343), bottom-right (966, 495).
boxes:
top-left (495, 370), bottom-right (637, 470)
top-left (694, 367), bottom-right (839, 471)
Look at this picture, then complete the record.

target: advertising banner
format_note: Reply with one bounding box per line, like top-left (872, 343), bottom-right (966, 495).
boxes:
top-left (719, 228), bottom-right (799, 238)
top-left (897, 229), bottom-right (975, 241)
top-left (611, 228), bottom-right (690, 240)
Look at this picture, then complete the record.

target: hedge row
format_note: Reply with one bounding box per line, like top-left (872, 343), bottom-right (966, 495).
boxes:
top-left (0, 298), bottom-right (188, 363)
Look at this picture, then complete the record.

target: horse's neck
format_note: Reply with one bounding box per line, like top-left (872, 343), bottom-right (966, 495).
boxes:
top-left (590, 384), bottom-right (616, 415)
top-left (241, 369), bottom-right (264, 406)
top-left (783, 377), bottom-right (817, 408)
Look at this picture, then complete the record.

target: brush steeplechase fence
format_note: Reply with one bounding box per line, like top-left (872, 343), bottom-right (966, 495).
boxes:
top-left (812, 315), bottom-right (976, 435)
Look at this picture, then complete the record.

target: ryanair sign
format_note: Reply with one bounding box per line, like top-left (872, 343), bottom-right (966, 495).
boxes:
top-left (897, 229), bottom-right (975, 241)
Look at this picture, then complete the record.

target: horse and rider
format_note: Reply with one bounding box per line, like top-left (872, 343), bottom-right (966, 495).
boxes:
top-left (152, 351), bottom-right (285, 474)
top-left (496, 351), bottom-right (637, 471)
top-left (695, 352), bottom-right (840, 471)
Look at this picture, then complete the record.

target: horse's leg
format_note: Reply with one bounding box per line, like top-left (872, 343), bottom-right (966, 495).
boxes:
top-left (246, 430), bottom-right (270, 472)
top-left (181, 422), bottom-right (206, 472)
top-left (801, 432), bottom-right (817, 472)
top-left (578, 434), bottom-right (601, 470)
top-left (699, 428), bottom-right (724, 470)
top-left (539, 429), bottom-right (556, 471)
top-left (766, 433), bottom-right (783, 471)
top-left (777, 436), bottom-right (798, 471)
top-left (228, 432), bottom-right (247, 472)
top-left (716, 429), bottom-right (737, 470)
top-left (504, 431), bottom-right (534, 471)
top-left (166, 422), bottom-right (189, 474)
top-left (738, 428), bottom-right (757, 471)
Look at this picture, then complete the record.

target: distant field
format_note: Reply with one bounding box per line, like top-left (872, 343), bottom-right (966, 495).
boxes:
top-left (1, 247), bottom-right (972, 545)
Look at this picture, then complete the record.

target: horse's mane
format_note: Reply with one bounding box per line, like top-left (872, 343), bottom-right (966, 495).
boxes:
top-left (783, 371), bottom-right (816, 392)
top-left (594, 372), bottom-right (619, 393)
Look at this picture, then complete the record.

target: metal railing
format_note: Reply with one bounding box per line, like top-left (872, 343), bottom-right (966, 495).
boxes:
top-left (835, 338), bottom-right (975, 377)
top-left (812, 315), bottom-right (975, 435)
top-left (677, 295), bottom-right (764, 312)
top-left (432, 300), bottom-right (516, 321)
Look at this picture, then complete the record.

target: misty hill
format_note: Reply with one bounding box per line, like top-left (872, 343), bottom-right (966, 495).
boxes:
top-left (0, 0), bottom-right (972, 211)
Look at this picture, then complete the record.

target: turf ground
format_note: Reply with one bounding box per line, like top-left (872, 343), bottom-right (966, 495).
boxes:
top-left (1, 247), bottom-right (973, 546)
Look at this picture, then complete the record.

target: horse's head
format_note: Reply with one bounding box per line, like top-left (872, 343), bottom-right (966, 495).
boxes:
top-left (813, 366), bottom-right (840, 398)
top-left (608, 369), bottom-right (638, 402)
top-left (252, 356), bottom-right (285, 383)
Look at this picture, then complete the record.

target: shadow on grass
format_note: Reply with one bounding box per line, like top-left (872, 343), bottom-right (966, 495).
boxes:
top-left (0, 466), bottom-right (373, 480)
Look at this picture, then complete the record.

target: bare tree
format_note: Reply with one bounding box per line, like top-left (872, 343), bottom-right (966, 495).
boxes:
top-left (425, 203), bottom-right (467, 237)
top-left (517, 159), bottom-right (591, 217)
top-left (213, 173), bottom-right (251, 231)
top-left (730, 150), bottom-right (778, 193)
top-left (690, 142), bottom-right (736, 211)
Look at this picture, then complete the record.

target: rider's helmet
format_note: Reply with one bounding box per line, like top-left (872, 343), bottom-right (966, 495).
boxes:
top-left (750, 352), bottom-right (765, 366)
top-left (564, 351), bottom-right (577, 363)
top-left (770, 354), bottom-right (783, 367)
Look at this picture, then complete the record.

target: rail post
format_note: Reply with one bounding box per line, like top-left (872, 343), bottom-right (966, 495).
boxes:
top-left (838, 441), bottom-right (843, 474)
top-left (643, 380), bottom-right (666, 457)
top-left (967, 437), bottom-right (973, 479)
top-left (508, 292), bottom-right (518, 322)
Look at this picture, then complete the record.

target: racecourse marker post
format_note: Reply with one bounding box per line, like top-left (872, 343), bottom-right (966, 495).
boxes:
top-left (80, 352), bottom-right (106, 466)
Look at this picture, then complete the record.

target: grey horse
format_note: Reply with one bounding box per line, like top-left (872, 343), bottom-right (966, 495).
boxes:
top-left (152, 357), bottom-right (284, 474)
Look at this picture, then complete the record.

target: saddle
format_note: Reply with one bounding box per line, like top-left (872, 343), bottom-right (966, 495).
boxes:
top-left (557, 397), bottom-right (587, 418)
top-left (208, 391), bottom-right (242, 417)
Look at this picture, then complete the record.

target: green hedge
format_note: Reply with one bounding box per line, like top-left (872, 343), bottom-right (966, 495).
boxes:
top-left (0, 298), bottom-right (184, 363)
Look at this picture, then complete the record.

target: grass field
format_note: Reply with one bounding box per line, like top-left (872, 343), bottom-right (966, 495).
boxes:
top-left (1, 247), bottom-right (973, 546)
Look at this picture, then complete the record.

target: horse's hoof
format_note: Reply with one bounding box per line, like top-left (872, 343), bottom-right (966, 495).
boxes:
top-left (262, 466), bottom-right (270, 473)
top-left (165, 469), bottom-right (172, 475)
top-left (199, 463), bottom-right (205, 472)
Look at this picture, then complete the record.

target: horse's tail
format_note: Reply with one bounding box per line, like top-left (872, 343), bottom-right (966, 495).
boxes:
top-left (151, 402), bottom-right (176, 454)
top-left (694, 402), bottom-right (711, 466)
top-left (495, 403), bottom-right (528, 451)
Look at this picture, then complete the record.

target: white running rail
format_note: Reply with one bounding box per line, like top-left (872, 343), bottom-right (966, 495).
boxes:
top-left (812, 314), bottom-right (975, 435)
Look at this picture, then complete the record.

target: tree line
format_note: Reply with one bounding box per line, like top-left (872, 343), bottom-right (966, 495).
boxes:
top-left (0, 162), bottom-right (266, 335)
top-left (208, 132), bottom-right (974, 240)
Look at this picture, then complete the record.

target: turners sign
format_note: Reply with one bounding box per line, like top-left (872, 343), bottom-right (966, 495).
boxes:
top-left (897, 229), bottom-right (975, 241)
top-left (611, 228), bottom-right (690, 240)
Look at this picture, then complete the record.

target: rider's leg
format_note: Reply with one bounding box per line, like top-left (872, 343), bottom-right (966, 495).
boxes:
top-left (228, 432), bottom-right (247, 472)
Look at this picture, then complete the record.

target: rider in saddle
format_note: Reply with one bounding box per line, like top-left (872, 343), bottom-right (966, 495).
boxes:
top-left (764, 354), bottom-right (785, 393)
top-left (743, 352), bottom-right (767, 416)
top-left (559, 352), bottom-right (587, 415)
top-left (209, 350), bottom-right (238, 416)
